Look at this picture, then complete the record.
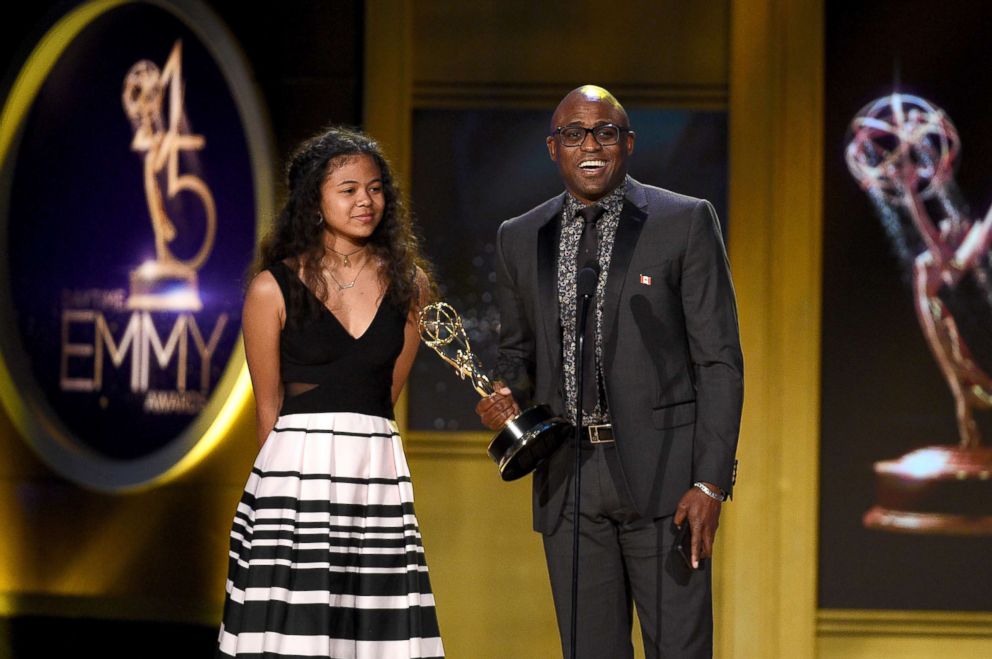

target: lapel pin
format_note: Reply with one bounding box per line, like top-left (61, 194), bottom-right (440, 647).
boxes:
top-left (639, 274), bottom-right (652, 286)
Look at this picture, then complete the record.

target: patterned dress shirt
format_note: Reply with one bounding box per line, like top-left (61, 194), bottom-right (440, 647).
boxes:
top-left (557, 177), bottom-right (628, 425)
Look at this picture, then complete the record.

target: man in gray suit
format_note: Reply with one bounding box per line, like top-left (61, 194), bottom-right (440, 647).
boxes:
top-left (477, 85), bottom-right (743, 658)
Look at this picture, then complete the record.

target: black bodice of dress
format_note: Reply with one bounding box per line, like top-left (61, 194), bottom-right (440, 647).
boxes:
top-left (267, 261), bottom-right (407, 419)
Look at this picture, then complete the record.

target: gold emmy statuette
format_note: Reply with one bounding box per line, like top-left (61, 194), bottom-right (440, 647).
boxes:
top-left (418, 302), bottom-right (568, 481)
top-left (122, 40), bottom-right (216, 312)
top-left (847, 93), bottom-right (992, 534)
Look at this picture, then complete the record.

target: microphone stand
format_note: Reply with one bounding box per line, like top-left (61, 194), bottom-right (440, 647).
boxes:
top-left (570, 265), bottom-right (598, 659)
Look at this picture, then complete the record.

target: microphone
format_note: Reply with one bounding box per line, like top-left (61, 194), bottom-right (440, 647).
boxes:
top-left (576, 264), bottom-right (599, 337)
top-left (577, 264), bottom-right (599, 299)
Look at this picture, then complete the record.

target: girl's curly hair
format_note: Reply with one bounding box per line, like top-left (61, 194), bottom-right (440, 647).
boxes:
top-left (253, 126), bottom-right (435, 320)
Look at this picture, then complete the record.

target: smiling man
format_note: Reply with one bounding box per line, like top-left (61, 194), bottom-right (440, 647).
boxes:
top-left (476, 85), bottom-right (744, 657)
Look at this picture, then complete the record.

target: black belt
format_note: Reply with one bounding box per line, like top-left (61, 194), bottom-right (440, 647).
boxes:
top-left (578, 423), bottom-right (614, 444)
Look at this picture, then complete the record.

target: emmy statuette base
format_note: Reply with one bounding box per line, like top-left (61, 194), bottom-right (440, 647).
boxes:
top-left (487, 404), bottom-right (569, 481)
top-left (127, 260), bottom-right (203, 312)
top-left (863, 445), bottom-right (992, 535)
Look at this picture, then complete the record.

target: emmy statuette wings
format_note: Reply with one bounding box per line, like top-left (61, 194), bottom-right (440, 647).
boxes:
top-left (417, 302), bottom-right (493, 397)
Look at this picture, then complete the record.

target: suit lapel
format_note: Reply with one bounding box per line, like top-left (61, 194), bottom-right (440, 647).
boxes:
top-left (536, 202), bottom-right (562, 371)
top-left (603, 181), bottom-right (648, 353)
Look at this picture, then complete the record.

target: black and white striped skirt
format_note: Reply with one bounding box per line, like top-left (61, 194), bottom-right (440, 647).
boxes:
top-left (217, 412), bottom-right (444, 658)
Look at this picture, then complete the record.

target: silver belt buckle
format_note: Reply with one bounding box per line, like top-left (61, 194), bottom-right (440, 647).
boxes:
top-left (587, 423), bottom-right (613, 444)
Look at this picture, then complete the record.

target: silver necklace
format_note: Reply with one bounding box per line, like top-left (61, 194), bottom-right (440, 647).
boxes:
top-left (327, 256), bottom-right (370, 291)
top-left (327, 245), bottom-right (365, 268)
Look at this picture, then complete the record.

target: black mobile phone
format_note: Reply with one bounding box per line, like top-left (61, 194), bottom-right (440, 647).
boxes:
top-left (674, 523), bottom-right (693, 569)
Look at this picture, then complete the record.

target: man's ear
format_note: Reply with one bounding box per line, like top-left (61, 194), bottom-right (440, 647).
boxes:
top-left (546, 135), bottom-right (558, 162)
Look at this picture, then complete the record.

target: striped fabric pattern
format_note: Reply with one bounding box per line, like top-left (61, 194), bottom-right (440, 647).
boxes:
top-left (217, 412), bottom-right (444, 658)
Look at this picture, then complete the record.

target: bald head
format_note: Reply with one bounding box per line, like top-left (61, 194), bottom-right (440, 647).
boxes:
top-left (546, 85), bottom-right (635, 205)
top-left (550, 85), bottom-right (629, 133)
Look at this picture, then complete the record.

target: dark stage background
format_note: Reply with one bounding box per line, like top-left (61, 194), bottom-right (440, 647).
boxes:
top-left (820, 0), bottom-right (992, 611)
top-left (14, 0), bottom-right (989, 655)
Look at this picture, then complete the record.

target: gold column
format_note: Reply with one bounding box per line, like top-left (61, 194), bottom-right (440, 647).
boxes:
top-left (722, 0), bottom-right (823, 657)
top-left (363, 0), bottom-right (412, 181)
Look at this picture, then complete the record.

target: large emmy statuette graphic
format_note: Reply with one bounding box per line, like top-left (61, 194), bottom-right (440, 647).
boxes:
top-left (418, 302), bottom-right (569, 480)
top-left (122, 40), bottom-right (216, 311)
top-left (847, 93), bottom-right (992, 534)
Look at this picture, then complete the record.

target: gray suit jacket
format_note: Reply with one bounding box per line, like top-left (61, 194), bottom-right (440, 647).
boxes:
top-left (495, 178), bottom-right (744, 533)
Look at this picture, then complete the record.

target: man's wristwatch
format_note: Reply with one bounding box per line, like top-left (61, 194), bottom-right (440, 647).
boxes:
top-left (693, 481), bottom-right (726, 502)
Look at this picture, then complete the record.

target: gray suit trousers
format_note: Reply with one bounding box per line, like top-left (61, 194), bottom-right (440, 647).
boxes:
top-left (542, 442), bottom-right (713, 659)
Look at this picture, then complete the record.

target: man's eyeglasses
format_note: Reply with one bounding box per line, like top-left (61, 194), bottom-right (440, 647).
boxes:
top-left (553, 123), bottom-right (633, 148)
